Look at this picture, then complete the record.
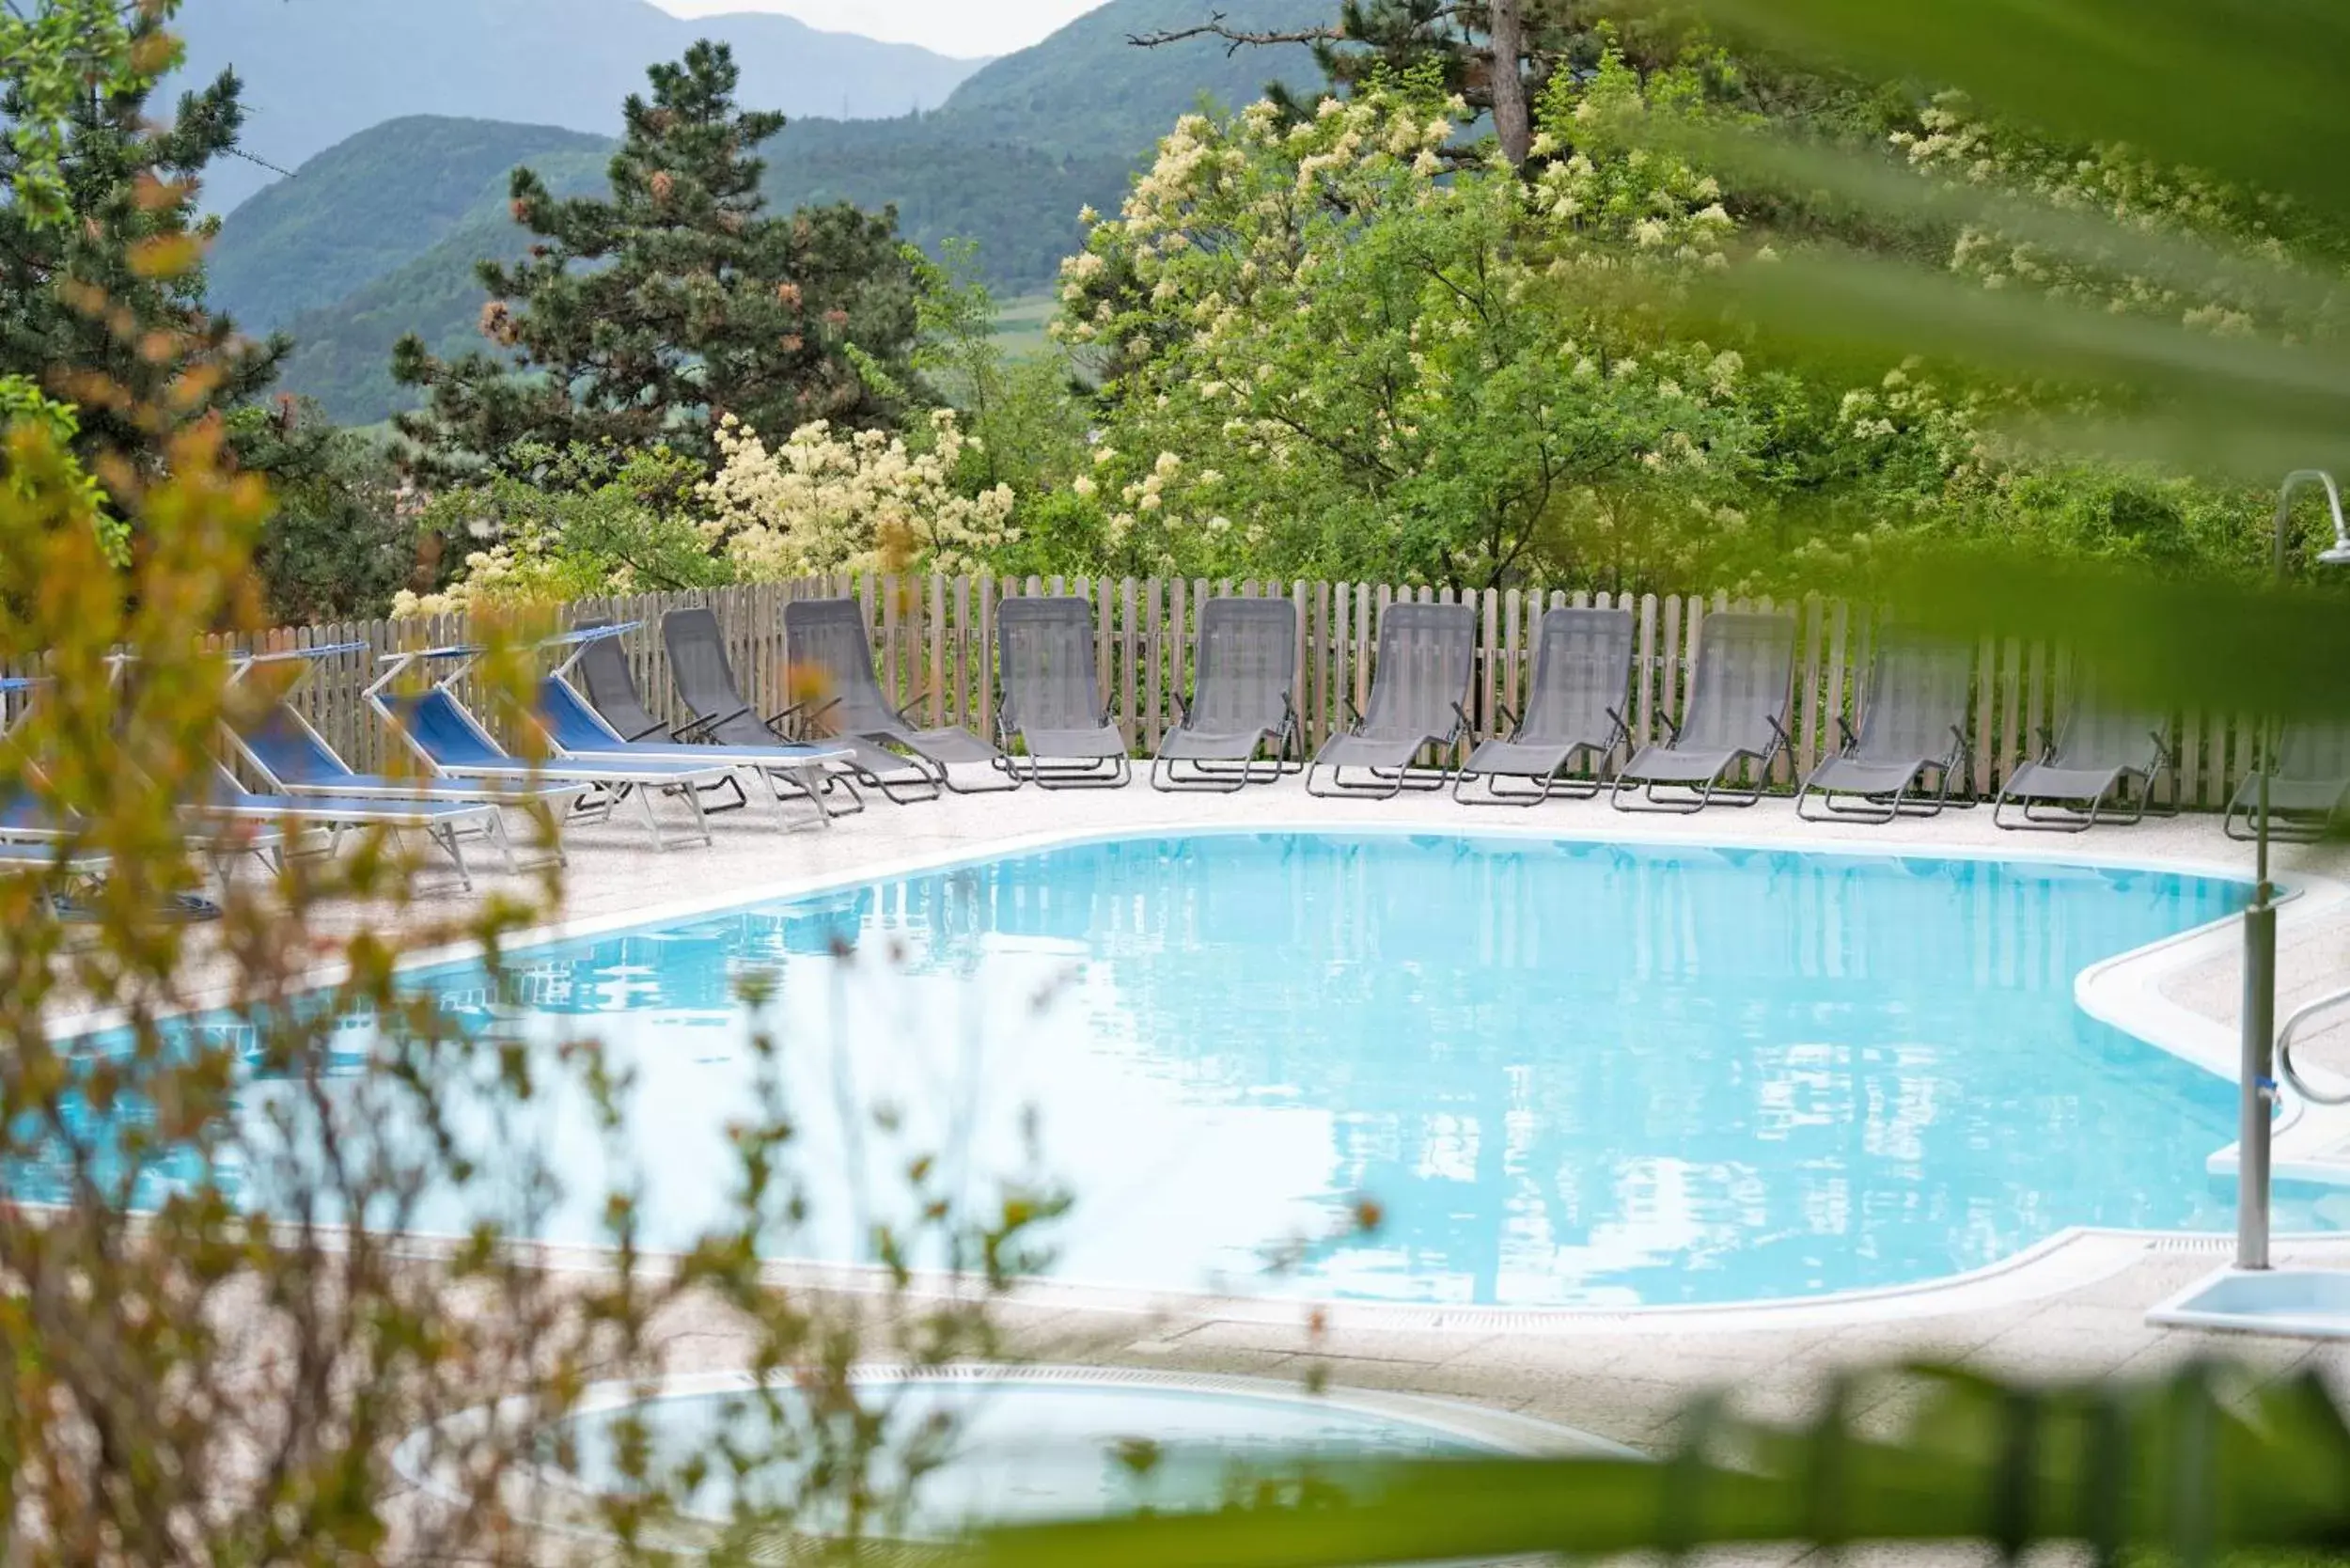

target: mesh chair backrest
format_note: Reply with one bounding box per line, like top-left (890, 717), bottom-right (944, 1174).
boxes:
top-left (996, 597), bottom-right (1104, 733)
top-left (1360, 603), bottom-right (1477, 741)
top-left (1188, 597), bottom-right (1297, 735)
top-left (2054, 674), bottom-right (2168, 773)
top-left (537, 678), bottom-right (622, 752)
top-left (2276, 719), bottom-right (2350, 782)
top-left (781, 598), bottom-right (899, 734)
top-left (391, 689), bottom-right (508, 769)
top-left (1855, 635), bottom-right (1973, 764)
top-left (1518, 608), bottom-right (1634, 747)
top-left (1680, 613), bottom-right (1797, 754)
top-left (662, 607), bottom-right (753, 720)
top-left (573, 620), bottom-right (665, 739)
top-left (243, 704), bottom-right (352, 786)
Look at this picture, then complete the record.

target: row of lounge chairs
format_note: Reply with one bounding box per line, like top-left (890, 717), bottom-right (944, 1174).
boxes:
top-left (8, 590), bottom-right (2334, 902)
top-left (580, 595), bottom-right (2271, 836)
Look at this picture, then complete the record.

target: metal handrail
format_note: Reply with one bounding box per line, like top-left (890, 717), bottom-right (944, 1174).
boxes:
top-left (2276, 984), bottom-right (2350, 1105)
top-left (2274, 469), bottom-right (2350, 575)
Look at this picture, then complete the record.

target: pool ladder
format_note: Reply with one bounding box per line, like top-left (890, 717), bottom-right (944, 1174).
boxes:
top-left (2277, 986), bottom-right (2350, 1106)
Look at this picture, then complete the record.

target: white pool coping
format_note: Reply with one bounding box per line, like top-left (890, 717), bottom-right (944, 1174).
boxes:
top-left (55, 802), bottom-right (2350, 1337)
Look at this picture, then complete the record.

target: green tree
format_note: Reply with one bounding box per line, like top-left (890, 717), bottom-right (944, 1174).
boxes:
top-left (392, 40), bottom-right (924, 480)
top-left (233, 398), bottom-right (426, 620)
top-left (393, 439), bottom-right (733, 615)
top-left (0, 0), bottom-right (171, 228)
top-left (1058, 79), bottom-right (1748, 589)
top-left (0, 0), bottom-right (286, 490)
top-left (1133, 1), bottom-right (1737, 169)
top-left (912, 238), bottom-right (1094, 516)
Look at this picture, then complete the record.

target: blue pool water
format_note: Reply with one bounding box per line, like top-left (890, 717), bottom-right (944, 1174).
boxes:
top-left (43, 832), bottom-right (2350, 1307)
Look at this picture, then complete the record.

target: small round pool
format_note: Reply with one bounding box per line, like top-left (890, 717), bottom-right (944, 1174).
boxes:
top-left (398, 1365), bottom-right (1613, 1548)
top-left (255, 832), bottom-right (2350, 1307)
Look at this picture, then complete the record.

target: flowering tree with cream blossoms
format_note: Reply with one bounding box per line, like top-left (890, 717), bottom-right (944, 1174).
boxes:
top-left (701, 409), bottom-right (1016, 577)
top-left (1057, 64), bottom-right (1759, 590)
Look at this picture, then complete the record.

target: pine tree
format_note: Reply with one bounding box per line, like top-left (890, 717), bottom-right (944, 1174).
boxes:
top-left (393, 41), bottom-right (923, 479)
top-left (0, 0), bottom-right (287, 487)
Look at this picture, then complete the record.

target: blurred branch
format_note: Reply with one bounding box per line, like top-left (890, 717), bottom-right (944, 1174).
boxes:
top-left (1127, 11), bottom-right (1342, 54)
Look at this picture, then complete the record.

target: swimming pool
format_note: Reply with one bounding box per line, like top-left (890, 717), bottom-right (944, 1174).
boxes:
top-left (434, 1365), bottom-right (1611, 1543)
top-left (58, 831), bottom-right (2350, 1308)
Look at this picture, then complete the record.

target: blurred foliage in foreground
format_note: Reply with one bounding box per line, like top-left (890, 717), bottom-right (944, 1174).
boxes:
top-left (979, 0), bottom-right (2350, 1553)
top-left (0, 8), bottom-right (1064, 1560)
top-left (982, 1358), bottom-right (2350, 1568)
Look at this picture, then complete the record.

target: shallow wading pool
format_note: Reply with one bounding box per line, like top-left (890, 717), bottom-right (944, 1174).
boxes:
top-left (51, 830), bottom-right (2350, 1309)
top-left (404, 1366), bottom-right (1620, 1542)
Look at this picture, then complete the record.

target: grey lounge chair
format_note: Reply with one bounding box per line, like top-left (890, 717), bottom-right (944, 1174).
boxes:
top-left (1152, 596), bottom-right (1300, 792)
top-left (1798, 634), bottom-right (1977, 823)
top-left (1993, 684), bottom-right (2176, 832)
top-left (1455, 607), bottom-right (1634, 806)
top-left (1611, 611), bottom-right (1798, 814)
top-left (2226, 721), bottom-right (2350, 843)
top-left (1306, 603), bottom-right (1478, 798)
top-left (572, 619), bottom-right (862, 820)
top-left (774, 597), bottom-right (1016, 802)
top-left (994, 597), bottom-right (1130, 789)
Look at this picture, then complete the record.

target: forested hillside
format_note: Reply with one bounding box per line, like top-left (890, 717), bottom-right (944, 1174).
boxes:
top-left (210, 119), bottom-right (613, 335)
top-left (934, 0), bottom-right (1328, 153)
top-left (212, 0), bottom-right (1336, 422)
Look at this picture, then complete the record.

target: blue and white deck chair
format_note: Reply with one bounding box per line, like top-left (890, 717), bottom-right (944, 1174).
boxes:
top-left (0, 673), bottom-right (272, 905)
top-left (198, 761), bottom-right (515, 889)
top-left (226, 643), bottom-right (575, 813)
top-left (539, 623), bottom-right (854, 828)
top-left (367, 645), bottom-right (735, 852)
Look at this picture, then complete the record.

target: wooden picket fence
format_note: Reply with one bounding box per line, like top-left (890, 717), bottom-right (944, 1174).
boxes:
top-left (245, 572), bottom-right (2268, 810)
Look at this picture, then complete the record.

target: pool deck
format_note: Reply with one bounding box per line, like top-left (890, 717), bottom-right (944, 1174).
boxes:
top-left (415, 773), bottom-right (2350, 1472)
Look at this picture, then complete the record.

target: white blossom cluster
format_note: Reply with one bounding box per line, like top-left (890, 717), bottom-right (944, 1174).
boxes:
top-left (699, 410), bottom-right (1014, 578)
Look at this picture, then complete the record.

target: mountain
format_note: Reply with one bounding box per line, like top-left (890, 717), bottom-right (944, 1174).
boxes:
top-left (936, 0), bottom-right (1332, 156)
top-left (209, 118), bottom-right (613, 333)
top-left (212, 0), bottom-right (1337, 423)
top-left (171, 0), bottom-right (986, 212)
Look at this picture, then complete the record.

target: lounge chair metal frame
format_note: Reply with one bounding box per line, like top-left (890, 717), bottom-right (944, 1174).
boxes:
top-left (1152, 597), bottom-right (1302, 792)
top-left (662, 604), bottom-right (896, 808)
top-left (201, 761), bottom-right (516, 891)
top-left (224, 644), bottom-right (578, 846)
top-left (581, 616), bottom-right (864, 820)
top-left (4, 673), bottom-right (278, 891)
top-left (1992, 698), bottom-right (2180, 834)
top-left (367, 647), bottom-right (728, 852)
top-left (992, 597), bottom-right (1131, 790)
top-left (769, 599), bottom-right (1019, 803)
top-left (2223, 722), bottom-right (2350, 843)
top-left (1797, 719), bottom-right (1973, 824)
top-left (1453, 607), bottom-right (1635, 808)
top-left (548, 623), bottom-right (851, 825)
top-left (1609, 612), bottom-right (1799, 815)
top-left (1305, 603), bottom-right (1478, 799)
top-left (1795, 635), bottom-right (1979, 825)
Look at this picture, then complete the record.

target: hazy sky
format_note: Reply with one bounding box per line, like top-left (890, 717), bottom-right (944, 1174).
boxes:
top-left (650, 0), bottom-right (1113, 59)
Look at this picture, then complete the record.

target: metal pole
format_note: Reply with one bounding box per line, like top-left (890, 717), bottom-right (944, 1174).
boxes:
top-left (2237, 794), bottom-right (2276, 1269)
top-left (2237, 471), bottom-right (2350, 1268)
